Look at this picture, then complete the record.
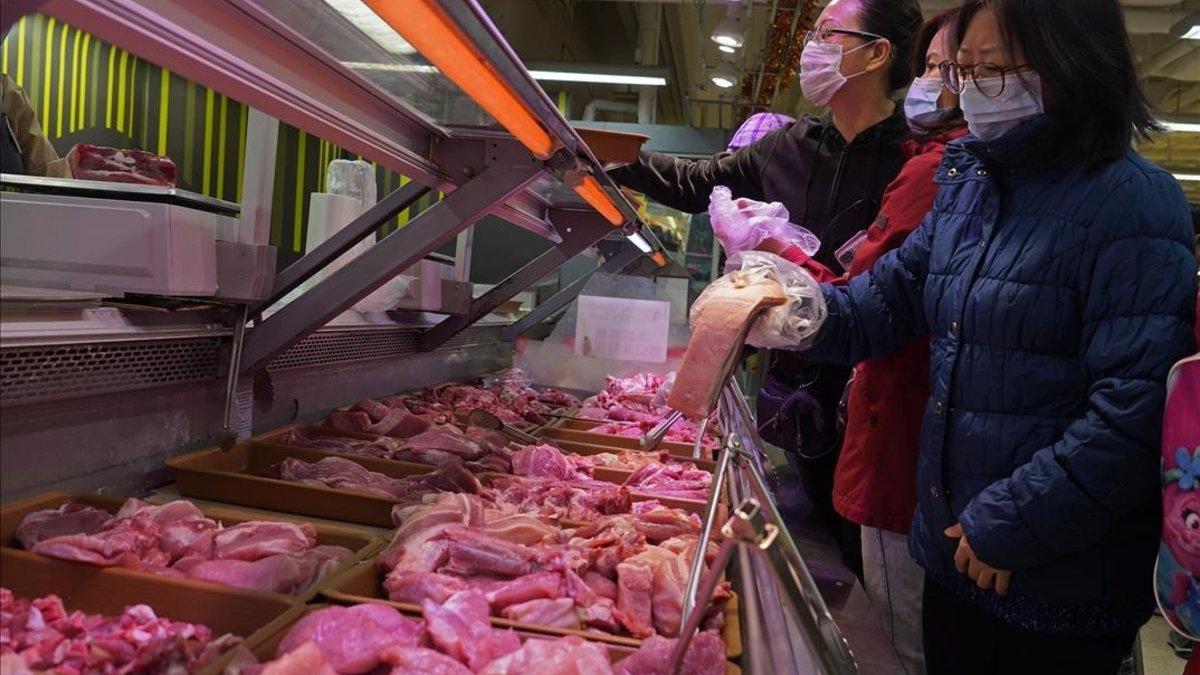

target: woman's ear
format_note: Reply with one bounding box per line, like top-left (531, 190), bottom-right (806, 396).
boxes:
top-left (863, 39), bottom-right (893, 75)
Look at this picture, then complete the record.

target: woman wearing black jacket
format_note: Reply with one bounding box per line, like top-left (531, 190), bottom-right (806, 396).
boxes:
top-left (610, 0), bottom-right (923, 572)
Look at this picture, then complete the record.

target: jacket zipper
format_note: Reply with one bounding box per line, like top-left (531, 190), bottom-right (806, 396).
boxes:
top-left (826, 146), bottom-right (849, 215)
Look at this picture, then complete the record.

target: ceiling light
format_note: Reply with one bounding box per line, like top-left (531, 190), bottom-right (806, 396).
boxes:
top-left (323, 0), bottom-right (416, 55)
top-left (529, 70), bottom-right (667, 86)
top-left (1174, 173), bottom-right (1200, 182)
top-left (710, 64), bottom-right (738, 89)
top-left (627, 231), bottom-right (653, 253)
top-left (1169, 12), bottom-right (1199, 40)
top-left (1161, 120), bottom-right (1200, 133)
top-left (718, 45), bottom-right (737, 54)
top-left (711, 17), bottom-right (745, 49)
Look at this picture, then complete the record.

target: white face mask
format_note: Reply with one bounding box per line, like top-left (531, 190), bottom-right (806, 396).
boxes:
top-left (799, 40), bottom-right (872, 107)
top-left (960, 71), bottom-right (1045, 141)
top-left (904, 76), bottom-right (955, 133)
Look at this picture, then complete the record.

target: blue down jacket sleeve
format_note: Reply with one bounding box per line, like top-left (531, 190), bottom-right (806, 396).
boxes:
top-left (803, 211), bottom-right (934, 366)
top-left (959, 171), bottom-right (1198, 571)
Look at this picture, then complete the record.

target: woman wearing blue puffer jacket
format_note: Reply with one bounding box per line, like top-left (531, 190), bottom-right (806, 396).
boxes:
top-left (709, 0), bottom-right (1198, 671)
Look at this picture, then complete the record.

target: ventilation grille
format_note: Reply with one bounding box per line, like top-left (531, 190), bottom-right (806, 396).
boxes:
top-left (267, 329), bottom-right (422, 371)
top-left (0, 338), bottom-right (222, 405)
top-left (1, 325), bottom-right (511, 403)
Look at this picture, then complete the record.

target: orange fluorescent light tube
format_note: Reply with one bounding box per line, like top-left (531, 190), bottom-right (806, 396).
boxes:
top-left (651, 251), bottom-right (668, 267)
top-left (365, 0), bottom-right (557, 160)
top-left (573, 175), bottom-right (625, 226)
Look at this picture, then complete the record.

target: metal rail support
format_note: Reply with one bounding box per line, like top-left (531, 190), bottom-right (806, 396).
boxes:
top-left (240, 162), bottom-right (543, 373)
top-left (255, 180), bottom-right (431, 314)
top-left (501, 242), bottom-right (641, 340)
top-left (680, 425), bottom-right (732, 625)
top-left (420, 209), bottom-right (616, 351)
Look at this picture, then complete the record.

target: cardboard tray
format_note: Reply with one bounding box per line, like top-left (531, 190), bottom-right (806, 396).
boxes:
top-left (168, 443), bottom-right (721, 528)
top-left (320, 561), bottom-right (743, 659)
top-left (574, 127), bottom-right (651, 169)
top-left (0, 491), bottom-right (382, 602)
top-left (0, 548), bottom-right (303, 675)
top-left (246, 604), bottom-right (741, 673)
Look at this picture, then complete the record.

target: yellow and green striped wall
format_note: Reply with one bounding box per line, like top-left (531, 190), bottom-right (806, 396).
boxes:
top-left (2, 14), bottom-right (443, 269)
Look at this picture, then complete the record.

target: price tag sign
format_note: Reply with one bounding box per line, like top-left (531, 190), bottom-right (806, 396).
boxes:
top-left (575, 295), bottom-right (670, 363)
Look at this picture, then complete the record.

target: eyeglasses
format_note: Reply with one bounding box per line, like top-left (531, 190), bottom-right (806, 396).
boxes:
top-left (939, 61), bottom-right (1034, 98)
top-left (803, 24), bottom-right (884, 46)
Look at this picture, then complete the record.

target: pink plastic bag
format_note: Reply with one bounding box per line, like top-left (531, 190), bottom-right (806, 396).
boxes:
top-left (708, 186), bottom-right (821, 257)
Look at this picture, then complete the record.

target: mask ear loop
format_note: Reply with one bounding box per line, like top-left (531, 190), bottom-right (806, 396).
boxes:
top-left (840, 38), bottom-right (889, 82)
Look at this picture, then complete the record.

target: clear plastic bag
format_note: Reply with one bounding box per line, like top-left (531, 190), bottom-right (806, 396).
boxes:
top-left (691, 251), bottom-right (827, 349)
top-left (708, 185), bottom-right (821, 257)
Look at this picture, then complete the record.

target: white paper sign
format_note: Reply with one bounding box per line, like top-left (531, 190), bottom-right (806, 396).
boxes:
top-left (575, 295), bottom-right (670, 363)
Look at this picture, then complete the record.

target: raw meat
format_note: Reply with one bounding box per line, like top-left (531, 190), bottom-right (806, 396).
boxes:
top-left (276, 604), bottom-right (424, 674)
top-left (17, 498), bottom-right (352, 596)
top-left (579, 372), bottom-right (721, 441)
top-left (613, 633), bottom-right (727, 675)
top-left (511, 444), bottom-right (592, 481)
top-left (12, 503), bottom-right (111, 549)
top-left (213, 521), bottom-right (317, 560)
top-left (0, 587), bottom-right (239, 674)
top-left (380, 646), bottom-right (473, 675)
top-left (669, 275), bottom-right (786, 418)
top-left (590, 421), bottom-right (719, 451)
top-left (484, 571), bottom-right (564, 609)
top-left (422, 590), bottom-right (522, 671)
top-left (274, 456), bottom-right (480, 500)
top-left (622, 461), bottom-right (713, 501)
top-left (384, 571), bottom-right (470, 605)
top-left (326, 410), bottom-right (373, 433)
top-left (615, 558), bottom-right (656, 638)
top-left (500, 598), bottom-right (580, 630)
top-left (276, 428), bottom-right (403, 460)
top-left (66, 143), bottom-right (178, 186)
top-left (260, 642), bottom-right (338, 675)
top-left (477, 636), bottom-right (611, 675)
top-left (442, 526), bottom-right (537, 578)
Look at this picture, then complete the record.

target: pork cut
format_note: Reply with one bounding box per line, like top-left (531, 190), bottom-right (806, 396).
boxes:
top-left (12, 503), bottom-right (111, 549)
top-left (476, 636), bottom-right (611, 675)
top-left (422, 590), bottom-right (522, 671)
top-left (669, 275), bottom-right (786, 418)
top-left (276, 604), bottom-right (424, 674)
top-left (66, 143), bottom-right (178, 187)
top-left (612, 633), bottom-right (727, 675)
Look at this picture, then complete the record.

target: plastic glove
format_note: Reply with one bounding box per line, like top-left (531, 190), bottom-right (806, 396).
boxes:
top-left (692, 252), bottom-right (826, 350)
top-left (709, 186), bottom-right (821, 257)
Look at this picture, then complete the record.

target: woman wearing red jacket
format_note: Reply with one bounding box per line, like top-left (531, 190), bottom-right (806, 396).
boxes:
top-left (762, 10), bottom-right (964, 673)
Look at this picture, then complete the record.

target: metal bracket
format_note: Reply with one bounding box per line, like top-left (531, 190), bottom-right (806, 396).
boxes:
top-left (239, 161), bottom-right (544, 374)
top-left (254, 180), bottom-right (431, 316)
top-left (500, 240), bottom-right (640, 341)
top-left (420, 209), bottom-right (616, 351)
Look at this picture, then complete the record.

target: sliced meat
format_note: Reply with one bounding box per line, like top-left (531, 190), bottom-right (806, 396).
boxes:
top-left (276, 604), bottom-right (423, 674)
top-left (13, 503), bottom-right (112, 549)
top-left (612, 633), bottom-right (726, 675)
top-left (499, 598), bottom-right (580, 630)
top-left (380, 646), bottom-right (473, 675)
top-left (477, 636), bottom-right (611, 675)
top-left (384, 571), bottom-right (471, 605)
top-left (422, 590), bottom-right (521, 671)
top-left (669, 275), bottom-right (786, 418)
top-left (213, 521), bottom-right (317, 561)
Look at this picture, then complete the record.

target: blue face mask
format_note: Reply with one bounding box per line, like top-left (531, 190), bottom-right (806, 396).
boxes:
top-left (903, 76), bottom-right (956, 133)
top-left (960, 71), bottom-right (1045, 141)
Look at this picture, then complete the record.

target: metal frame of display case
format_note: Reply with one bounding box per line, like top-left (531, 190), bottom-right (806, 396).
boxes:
top-left (12, 0), bottom-right (666, 375)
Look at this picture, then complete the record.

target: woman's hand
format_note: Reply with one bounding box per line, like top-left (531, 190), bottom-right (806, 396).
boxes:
top-left (944, 523), bottom-right (1013, 596)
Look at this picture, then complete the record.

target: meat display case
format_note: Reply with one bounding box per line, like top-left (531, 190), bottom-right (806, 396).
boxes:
top-left (0, 1), bottom-right (903, 673)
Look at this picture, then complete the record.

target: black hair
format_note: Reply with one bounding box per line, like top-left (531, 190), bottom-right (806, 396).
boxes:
top-left (860, 0), bottom-right (925, 92)
top-left (909, 8), bottom-right (965, 138)
top-left (955, 0), bottom-right (1161, 167)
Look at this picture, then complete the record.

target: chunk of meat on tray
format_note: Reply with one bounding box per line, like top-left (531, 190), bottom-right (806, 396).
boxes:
top-left (499, 597), bottom-right (580, 630)
top-left (66, 143), bottom-right (178, 187)
top-left (276, 604), bottom-right (424, 674)
top-left (213, 521), bottom-right (317, 560)
top-left (669, 274), bottom-right (786, 418)
top-left (380, 645), bottom-right (474, 675)
top-left (422, 590), bottom-right (522, 671)
top-left (0, 587), bottom-right (240, 674)
top-left (511, 444), bottom-right (592, 481)
top-left (12, 502), bottom-right (112, 549)
top-left (274, 456), bottom-right (480, 500)
top-left (477, 635), bottom-right (611, 675)
top-left (612, 632), bottom-right (727, 675)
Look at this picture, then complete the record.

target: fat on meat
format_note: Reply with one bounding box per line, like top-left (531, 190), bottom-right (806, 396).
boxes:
top-left (615, 558), bottom-right (655, 638)
top-left (259, 641), bottom-right (338, 675)
top-left (384, 571), bottom-right (470, 605)
top-left (66, 143), bottom-right (177, 186)
top-left (12, 503), bottom-right (111, 549)
top-left (511, 444), bottom-right (592, 481)
top-left (442, 526), bottom-right (537, 578)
